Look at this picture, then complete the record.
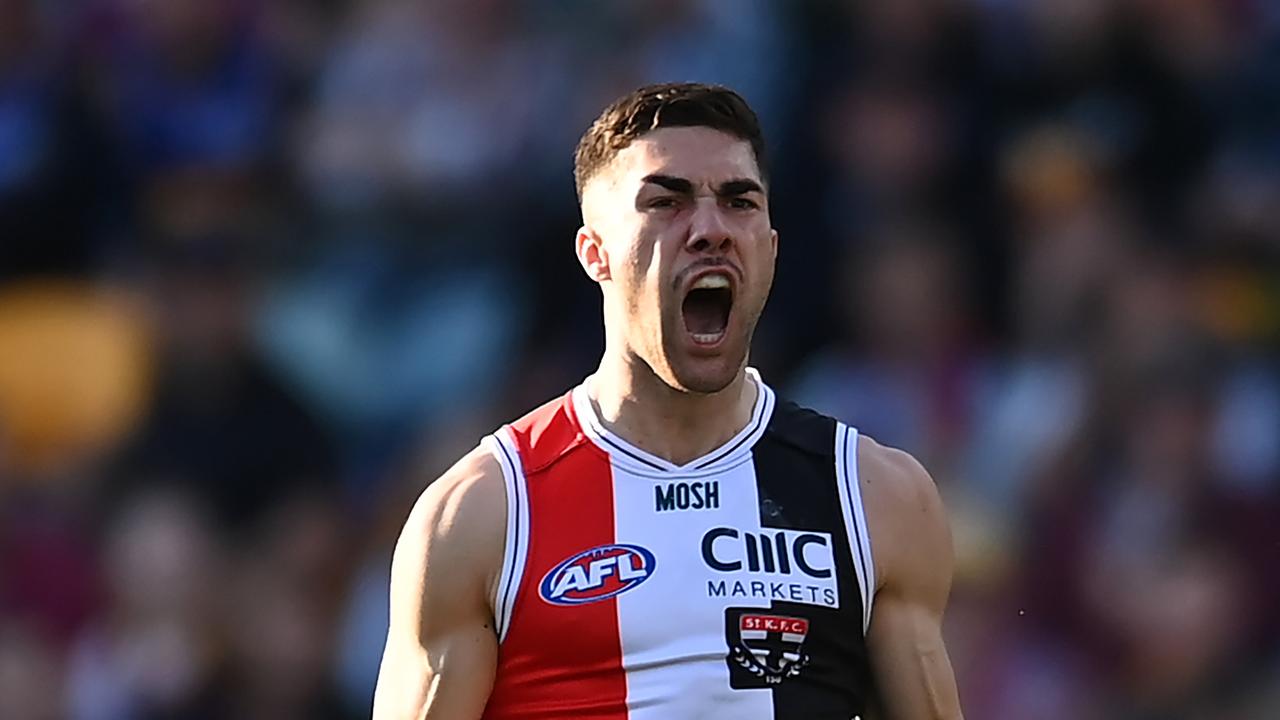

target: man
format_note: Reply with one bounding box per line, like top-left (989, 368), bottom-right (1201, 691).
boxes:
top-left (373, 83), bottom-right (964, 720)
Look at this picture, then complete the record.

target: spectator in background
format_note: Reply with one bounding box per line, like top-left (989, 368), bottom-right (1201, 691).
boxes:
top-left (1018, 347), bottom-right (1249, 718)
top-left (790, 218), bottom-right (979, 476)
top-left (0, 281), bottom-right (150, 674)
top-left (75, 0), bottom-right (278, 251)
top-left (963, 122), bottom-right (1127, 514)
top-left (82, 0), bottom-right (276, 173)
top-left (216, 492), bottom-right (357, 720)
top-left (299, 0), bottom-right (555, 214)
top-left (74, 457), bottom-right (355, 720)
top-left (554, 0), bottom-right (792, 141)
top-left (0, 619), bottom-right (63, 720)
top-left (0, 0), bottom-right (99, 276)
top-left (819, 73), bottom-right (958, 238)
top-left (66, 489), bottom-right (225, 720)
top-left (257, 0), bottom-right (540, 473)
top-left (112, 234), bottom-right (337, 531)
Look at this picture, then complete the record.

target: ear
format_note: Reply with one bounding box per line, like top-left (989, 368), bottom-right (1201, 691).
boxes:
top-left (770, 228), bottom-right (779, 258)
top-left (575, 226), bottom-right (611, 283)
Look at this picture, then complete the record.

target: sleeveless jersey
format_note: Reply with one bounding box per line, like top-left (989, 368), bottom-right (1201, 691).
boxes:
top-left (480, 371), bottom-right (877, 719)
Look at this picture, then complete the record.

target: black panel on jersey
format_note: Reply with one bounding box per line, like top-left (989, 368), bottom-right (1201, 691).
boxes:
top-left (741, 400), bottom-right (875, 719)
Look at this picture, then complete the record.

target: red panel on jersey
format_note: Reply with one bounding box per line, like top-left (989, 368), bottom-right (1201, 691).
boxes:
top-left (482, 395), bottom-right (628, 720)
top-left (513, 391), bottom-right (595, 473)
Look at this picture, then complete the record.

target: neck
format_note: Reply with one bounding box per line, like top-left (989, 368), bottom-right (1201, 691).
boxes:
top-left (587, 351), bottom-right (757, 466)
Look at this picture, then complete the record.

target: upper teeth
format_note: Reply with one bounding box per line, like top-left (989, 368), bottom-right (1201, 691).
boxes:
top-left (692, 274), bottom-right (731, 290)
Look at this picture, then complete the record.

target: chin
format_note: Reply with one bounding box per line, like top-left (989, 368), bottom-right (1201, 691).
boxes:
top-left (666, 356), bottom-right (745, 395)
top-left (651, 319), bottom-right (752, 394)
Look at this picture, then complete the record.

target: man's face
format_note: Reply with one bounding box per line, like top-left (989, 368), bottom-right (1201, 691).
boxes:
top-left (579, 126), bottom-right (777, 394)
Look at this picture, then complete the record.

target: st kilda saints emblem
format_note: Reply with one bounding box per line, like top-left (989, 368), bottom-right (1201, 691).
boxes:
top-left (724, 607), bottom-right (811, 687)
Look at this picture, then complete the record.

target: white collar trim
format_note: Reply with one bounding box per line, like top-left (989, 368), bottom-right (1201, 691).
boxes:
top-left (572, 367), bottom-right (775, 477)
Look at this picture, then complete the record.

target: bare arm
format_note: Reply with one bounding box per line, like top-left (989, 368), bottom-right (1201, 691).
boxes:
top-left (372, 446), bottom-right (506, 720)
top-left (860, 437), bottom-right (964, 720)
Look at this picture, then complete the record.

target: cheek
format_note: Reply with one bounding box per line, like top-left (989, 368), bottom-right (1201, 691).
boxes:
top-left (624, 230), bottom-right (674, 290)
top-left (746, 229), bottom-right (777, 303)
top-left (612, 247), bottom-right (662, 318)
top-left (742, 223), bottom-right (775, 261)
top-left (617, 248), bottom-right (655, 295)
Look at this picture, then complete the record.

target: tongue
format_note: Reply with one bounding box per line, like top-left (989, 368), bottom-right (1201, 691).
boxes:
top-left (683, 290), bottom-right (728, 336)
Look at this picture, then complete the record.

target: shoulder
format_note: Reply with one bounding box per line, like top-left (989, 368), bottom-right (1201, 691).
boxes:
top-left (405, 443), bottom-right (505, 541)
top-left (855, 434), bottom-right (941, 522)
top-left (855, 434), bottom-right (953, 596)
top-left (391, 443), bottom-right (507, 613)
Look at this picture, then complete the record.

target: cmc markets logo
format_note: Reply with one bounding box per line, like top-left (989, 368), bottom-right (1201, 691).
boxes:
top-left (539, 543), bottom-right (656, 606)
top-left (700, 526), bottom-right (839, 608)
top-left (701, 527), bottom-right (833, 577)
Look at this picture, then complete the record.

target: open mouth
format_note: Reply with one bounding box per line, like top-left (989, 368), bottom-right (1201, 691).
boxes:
top-left (681, 274), bottom-right (734, 346)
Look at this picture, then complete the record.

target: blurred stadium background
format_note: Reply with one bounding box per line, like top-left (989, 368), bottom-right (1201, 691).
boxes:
top-left (1, 0), bottom-right (1278, 718)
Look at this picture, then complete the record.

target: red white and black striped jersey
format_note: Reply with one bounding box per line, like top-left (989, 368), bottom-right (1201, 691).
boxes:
top-left (481, 370), bottom-right (876, 719)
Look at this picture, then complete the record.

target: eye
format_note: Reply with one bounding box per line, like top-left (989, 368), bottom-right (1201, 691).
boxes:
top-left (728, 197), bottom-right (759, 210)
top-left (648, 196), bottom-right (680, 209)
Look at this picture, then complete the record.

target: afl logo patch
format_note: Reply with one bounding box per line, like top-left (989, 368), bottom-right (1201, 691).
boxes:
top-left (539, 543), bottom-right (656, 606)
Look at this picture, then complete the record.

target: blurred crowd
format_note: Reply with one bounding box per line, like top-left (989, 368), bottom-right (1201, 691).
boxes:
top-left (1, 0), bottom-right (1278, 718)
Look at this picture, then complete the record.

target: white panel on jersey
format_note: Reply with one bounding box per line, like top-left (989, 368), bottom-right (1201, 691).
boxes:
top-left (610, 458), bottom-right (775, 720)
top-left (487, 428), bottom-right (530, 643)
top-left (834, 424), bottom-right (876, 634)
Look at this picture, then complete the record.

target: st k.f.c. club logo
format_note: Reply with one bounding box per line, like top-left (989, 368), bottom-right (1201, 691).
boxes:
top-left (724, 607), bottom-right (811, 687)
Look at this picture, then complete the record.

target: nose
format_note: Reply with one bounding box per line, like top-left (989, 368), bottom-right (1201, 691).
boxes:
top-left (686, 199), bottom-right (734, 255)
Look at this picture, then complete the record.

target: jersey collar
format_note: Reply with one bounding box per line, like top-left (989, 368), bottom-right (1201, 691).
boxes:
top-left (571, 367), bottom-right (776, 477)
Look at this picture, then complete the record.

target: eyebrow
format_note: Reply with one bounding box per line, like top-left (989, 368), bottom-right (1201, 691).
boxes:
top-left (641, 174), bottom-right (765, 198)
top-left (718, 178), bottom-right (765, 197)
top-left (642, 174), bottom-right (694, 195)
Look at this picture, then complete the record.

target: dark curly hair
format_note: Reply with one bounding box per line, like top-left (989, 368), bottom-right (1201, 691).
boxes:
top-left (573, 83), bottom-right (767, 201)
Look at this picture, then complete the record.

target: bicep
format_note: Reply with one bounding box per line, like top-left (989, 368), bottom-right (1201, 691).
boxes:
top-left (866, 592), bottom-right (961, 720)
top-left (373, 457), bottom-right (503, 720)
top-left (373, 612), bottom-right (496, 720)
top-left (862, 441), bottom-right (964, 720)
